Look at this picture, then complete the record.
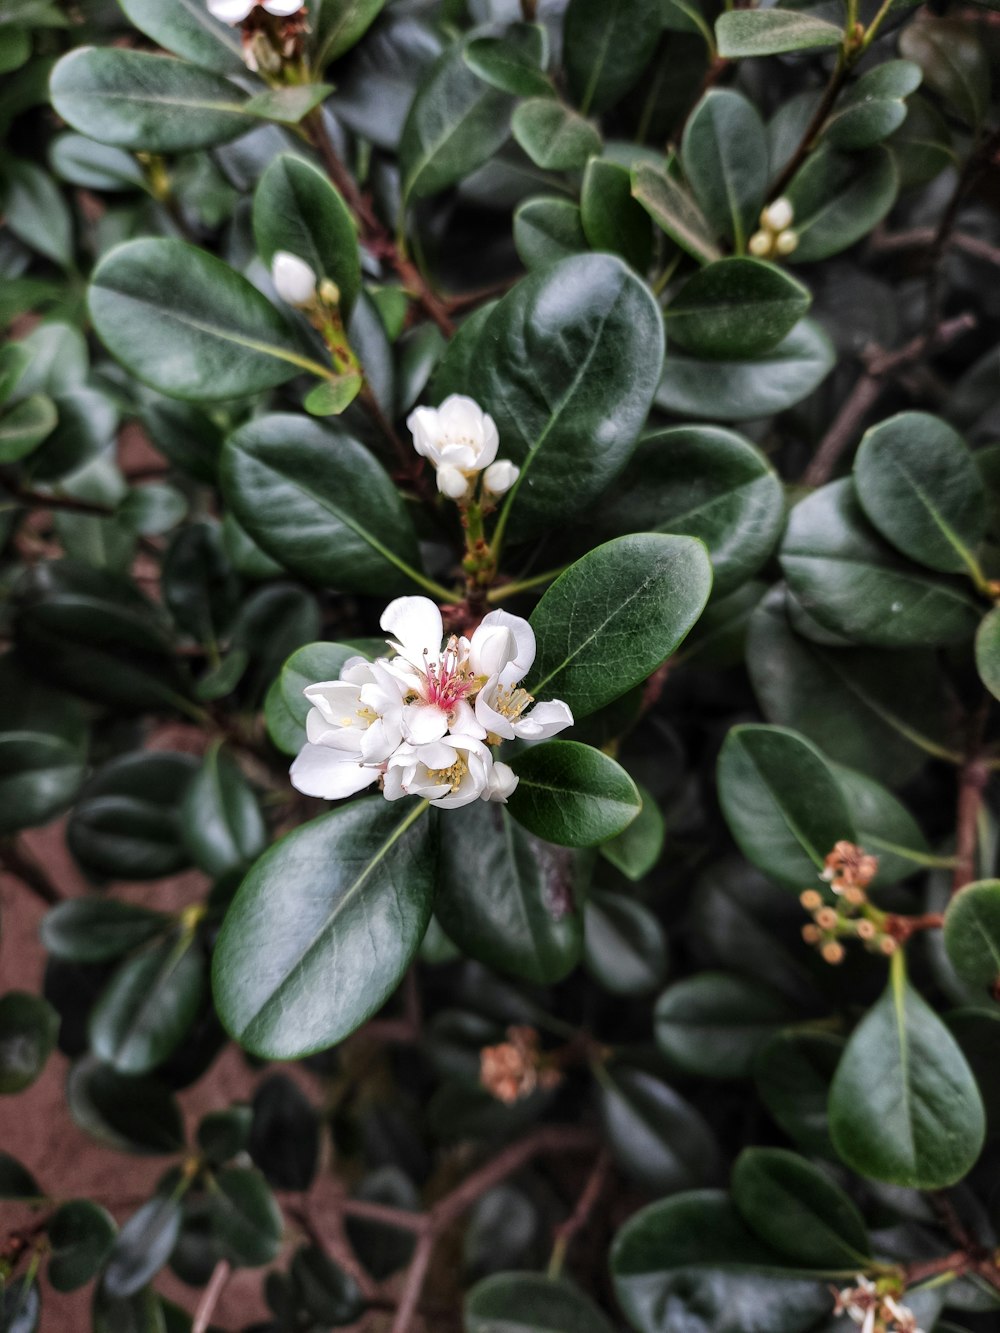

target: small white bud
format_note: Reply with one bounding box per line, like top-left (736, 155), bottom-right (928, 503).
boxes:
top-left (486, 761), bottom-right (518, 804)
top-left (747, 230), bottom-right (772, 258)
top-left (436, 464), bottom-right (470, 500)
top-left (271, 251), bottom-right (317, 307)
top-left (774, 229), bottom-right (799, 257)
top-left (762, 197), bottom-right (794, 233)
top-left (482, 460), bottom-right (519, 496)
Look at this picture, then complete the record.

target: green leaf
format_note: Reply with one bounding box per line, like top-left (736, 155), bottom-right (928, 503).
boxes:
top-left (665, 258), bottom-right (811, 359)
top-left (529, 534), bottom-right (712, 719)
top-left (944, 881), bottom-right (1000, 996)
top-left (899, 18), bottom-right (990, 129)
top-left (197, 1107), bottom-right (252, 1166)
top-left (832, 764), bottom-right (930, 887)
top-left (511, 98), bottom-right (601, 171)
top-left (786, 146), bottom-right (898, 263)
top-left (213, 798), bottom-right (436, 1058)
top-left (716, 10), bottom-right (843, 57)
top-left (889, 93), bottom-right (953, 187)
top-left (92, 1284), bottom-right (166, 1333)
top-left (49, 133), bottom-right (147, 191)
top-left (304, 373), bottom-right (363, 416)
top-left (754, 1030), bottom-right (844, 1157)
top-left (68, 752), bottom-right (197, 882)
top-left (599, 783), bottom-right (665, 881)
top-left (221, 414), bottom-right (425, 596)
top-left (631, 162), bottom-right (722, 266)
top-left (977, 607), bottom-right (1000, 701)
top-left (465, 1273), bottom-right (615, 1333)
top-left (290, 1244), bottom-right (365, 1324)
top-left (0, 393), bottom-right (57, 463)
top-left (435, 801), bottom-right (584, 985)
top-left (655, 317), bottom-right (834, 419)
top-left (244, 84), bottom-right (332, 125)
top-left (249, 1075), bottom-right (319, 1190)
top-left (89, 238), bottom-right (320, 401)
top-left (0, 1278), bottom-right (40, 1333)
top-left (400, 38), bottom-right (514, 200)
top-left (513, 197), bottom-right (587, 270)
top-left (655, 974), bottom-right (793, 1079)
top-left (780, 479), bottom-right (981, 647)
top-left (48, 1201), bottom-right (117, 1293)
top-left (210, 1167), bottom-right (283, 1267)
top-left (265, 640), bottom-right (375, 757)
top-left (50, 48), bottom-right (253, 152)
top-left (681, 89), bottom-right (768, 251)
top-left (67, 1058), bottom-right (185, 1155)
top-left (507, 740), bottom-right (641, 848)
top-left (2, 158), bottom-right (73, 269)
top-left (162, 520), bottom-right (239, 645)
top-left (946, 1008), bottom-right (1000, 1138)
top-left (0, 992), bottom-right (59, 1094)
top-left (327, 14), bottom-right (444, 151)
top-left (0, 26), bottom-right (29, 75)
top-left (253, 153), bottom-right (360, 316)
top-left (89, 935), bottom-right (205, 1075)
top-left (611, 1191), bottom-right (832, 1333)
top-left (854, 411), bottom-right (987, 575)
top-left (0, 1154), bottom-right (42, 1202)
top-left (117, 0), bottom-right (244, 74)
top-left (41, 900), bottom-right (171, 964)
top-left (0, 344), bottom-right (29, 405)
top-left (746, 586), bottom-right (947, 786)
top-left (315, 0), bottom-right (386, 65)
top-left (562, 0), bottom-right (661, 115)
top-left (181, 745), bottom-right (266, 879)
top-left (829, 954), bottom-right (986, 1188)
top-left (464, 26), bottom-right (552, 99)
top-left (0, 656), bottom-right (88, 835)
top-left (580, 158), bottom-right (652, 272)
top-left (717, 724), bottom-right (854, 890)
top-left (825, 60), bottom-right (923, 151)
top-left (584, 890), bottom-right (667, 995)
top-left (731, 1147), bottom-right (870, 1268)
top-left (480, 255), bottom-right (664, 538)
top-left (599, 1066), bottom-right (719, 1193)
top-left (598, 427), bottom-right (783, 596)
top-left (104, 1195), bottom-right (182, 1298)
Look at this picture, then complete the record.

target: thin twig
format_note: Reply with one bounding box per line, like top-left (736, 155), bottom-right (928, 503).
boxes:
top-left (549, 1148), bottom-right (612, 1277)
top-left (0, 839), bottom-right (64, 905)
top-left (192, 1260), bottom-right (230, 1333)
top-left (390, 1231), bottom-right (436, 1333)
top-left (952, 757), bottom-right (990, 896)
top-left (771, 55), bottom-right (850, 197)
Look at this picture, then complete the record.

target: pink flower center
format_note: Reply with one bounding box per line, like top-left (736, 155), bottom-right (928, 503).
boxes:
top-left (422, 638), bottom-right (475, 712)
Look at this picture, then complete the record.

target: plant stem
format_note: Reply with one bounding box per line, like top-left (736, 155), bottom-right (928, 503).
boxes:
top-left (487, 565), bottom-right (567, 601)
top-left (952, 756), bottom-right (990, 895)
top-left (192, 1260), bottom-right (230, 1333)
top-left (770, 53), bottom-right (849, 197)
top-left (0, 838), bottom-right (63, 905)
top-left (547, 1148), bottom-right (612, 1279)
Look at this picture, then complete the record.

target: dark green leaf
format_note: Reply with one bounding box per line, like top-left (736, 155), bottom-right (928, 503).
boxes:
top-left (0, 391), bottom-right (55, 465)
top-left (585, 890), bottom-right (667, 995)
top-left (244, 83), bottom-right (332, 125)
top-left (92, 1284), bottom-right (166, 1333)
top-left (599, 784), bottom-right (665, 881)
top-left (665, 258), bottom-right (810, 358)
top-left (464, 25), bottom-right (552, 99)
top-left (977, 607), bottom-right (1000, 701)
top-left (599, 1065), bottom-right (719, 1194)
top-left (899, 18), bottom-right (990, 128)
top-left (681, 90), bottom-right (768, 250)
top-left (655, 972), bottom-right (793, 1078)
top-left (0, 991), bottom-right (59, 1094)
top-left (104, 1195), bottom-right (183, 1299)
top-left (181, 746), bottom-right (266, 878)
top-left (754, 1030), bottom-right (844, 1157)
top-left (264, 640), bottom-right (375, 757)
top-left (221, 414), bottom-right (425, 596)
top-left (511, 98), bottom-right (601, 171)
top-left (48, 1201), bottom-right (117, 1293)
top-left (213, 799), bottom-right (436, 1058)
top-left (507, 741), bottom-right (641, 848)
top-left (49, 133), bottom-right (147, 191)
top-left (832, 764), bottom-right (930, 887)
top-left (717, 724), bottom-right (854, 890)
top-left (0, 656), bottom-right (88, 835)
top-left (41, 900), bottom-right (171, 964)
top-left (529, 534), bottom-right (712, 719)
top-left (117, 0), bottom-right (244, 74)
top-left (435, 801), bottom-right (584, 985)
top-left (162, 520), bottom-right (239, 646)
top-left (89, 935), bottom-right (205, 1075)
top-left (786, 146), bottom-right (898, 262)
top-left (825, 61), bottom-right (923, 151)
top-left (0, 1278), bottom-right (40, 1333)
top-left (562, 0), bottom-right (661, 115)
top-left (829, 955), bottom-right (986, 1188)
top-left (290, 1244), bottom-right (364, 1325)
top-left (2, 159), bottom-right (73, 269)
top-left (854, 411), bottom-right (987, 574)
top-left (513, 197), bottom-right (587, 272)
top-left (716, 10), bottom-right (843, 57)
top-left (889, 93), bottom-right (953, 186)
top-left (249, 1075), bottom-right (319, 1190)
top-left (210, 1167), bottom-right (283, 1267)
top-left (631, 162), bottom-right (722, 266)
top-left (197, 1106), bottom-right (251, 1166)
top-left (465, 1272), bottom-right (614, 1333)
top-left (315, 0), bottom-right (386, 65)
top-left (580, 158), bottom-right (652, 272)
top-left (67, 1059), bottom-right (185, 1155)
top-left (944, 881), bottom-right (1000, 997)
top-left (0, 1153), bottom-right (42, 1201)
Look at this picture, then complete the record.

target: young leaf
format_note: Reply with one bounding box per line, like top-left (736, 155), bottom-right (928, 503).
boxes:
top-left (681, 90), bottom-right (768, 251)
top-left (511, 98), bottom-right (601, 171)
top-left (631, 161), bottom-right (721, 265)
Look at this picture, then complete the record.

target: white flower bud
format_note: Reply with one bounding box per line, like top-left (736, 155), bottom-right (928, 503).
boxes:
top-left (271, 251), bottom-right (317, 307)
top-left (208, 0), bottom-right (304, 19)
top-left (748, 230), bottom-right (772, 258)
top-left (762, 197), bottom-right (794, 233)
top-left (482, 460), bottom-right (520, 496)
top-left (436, 464), bottom-right (470, 500)
top-left (486, 761), bottom-right (518, 804)
top-left (774, 229), bottom-right (799, 257)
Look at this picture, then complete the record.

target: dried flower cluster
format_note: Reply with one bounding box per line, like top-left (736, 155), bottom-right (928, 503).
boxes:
top-left (479, 1026), bottom-right (562, 1104)
top-left (801, 841), bottom-right (894, 964)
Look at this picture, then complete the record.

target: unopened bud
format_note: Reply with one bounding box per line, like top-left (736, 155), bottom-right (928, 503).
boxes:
top-left (800, 889), bottom-right (823, 911)
top-left (774, 229), bottom-right (799, 256)
top-left (879, 936), bottom-right (897, 955)
top-left (482, 459), bottom-right (520, 496)
top-left (843, 885), bottom-right (866, 906)
top-left (802, 924), bottom-right (821, 944)
top-left (822, 940), bottom-right (845, 965)
top-left (748, 230), bottom-right (772, 258)
top-left (436, 464), bottom-right (470, 501)
top-left (856, 919), bottom-right (876, 940)
top-left (816, 907), bottom-right (838, 931)
top-left (319, 278), bottom-right (341, 308)
top-left (762, 197), bottom-right (794, 233)
top-left (272, 251), bottom-right (317, 307)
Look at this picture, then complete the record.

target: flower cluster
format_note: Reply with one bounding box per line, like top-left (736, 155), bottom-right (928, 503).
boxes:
top-left (832, 1277), bottom-right (923, 1333)
top-left (479, 1026), bottom-right (562, 1104)
top-left (290, 596), bottom-right (573, 809)
top-left (801, 841), bottom-right (894, 964)
top-left (407, 395), bottom-right (519, 502)
top-left (207, 0), bottom-right (307, 72)
top-left (749, 196), bottom-right (799, 259)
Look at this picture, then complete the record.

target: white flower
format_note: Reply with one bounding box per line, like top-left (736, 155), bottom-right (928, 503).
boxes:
top-left (208, 0), bottom-right (303, 23)
top-left (408, 395), bottom-right (499, 473)
top-left (383, 735), bottom-right (500, 809)
top-left (483, 460), bottom-right (519, 496)
top-left (271, 251), bottom-right (317, 307)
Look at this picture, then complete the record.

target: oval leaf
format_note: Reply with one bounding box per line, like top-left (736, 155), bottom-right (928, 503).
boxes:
top-left (507, 741), bottom-right (641, 848)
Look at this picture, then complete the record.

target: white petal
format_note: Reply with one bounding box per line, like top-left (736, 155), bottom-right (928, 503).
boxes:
top-left (408, 739), bottom-right (458, 769)
top-left (304, 680), bottom-right (361, 724)
top-left (485, 761), bottom-right (518, 803)
top-left (406, 406), bottom-right (442, 464)
top-left (474, 682), bottom-right (515, 740)
top-left (478, 610), bottom-right (535, 683)
top-left (271, 251), bottom-right (316, 307)
top-left (468, 622), bottom-right (516, 678)
top-left (449, 699), bottom-right (486, 739)
top-left (512, 699), bottom-right (573, 740)
top-left (289, 745), bottom-right (376, 799)
top-left (436, 464), bottom-right (470, 500)
top-left (401, 702), bottom-right (449, 745)
top-left (263, 0), bottom-right (305, 13)
top-left (482, 460), bottom-right (519, 495)
top-left (208, 0), bottom-right (255, 21)
top-left (380, 596), bottom-right (443, 666)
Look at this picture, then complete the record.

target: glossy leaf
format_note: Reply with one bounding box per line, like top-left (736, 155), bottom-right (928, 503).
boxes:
top-left (66, 1059), bottom-right (184, 1155)
top-left (655, 972), bottom-right (793, 1078)
top-left (977, 607), bottom-right (1000, 701)
top-left (780, 480), bottom-right (980, 647)
top-left (213, 799), bottom-right (436, 1058)
top-left (117, 0), bottom-right (244, 74)
top-left (786, 146), bottom-right (898, 262)
top-left (48, 1201), bottom-right (117, 1293)
top-left (584, 891), bottom-right (667, 995)
top-left (529, 534), bottom-right (712, 719)
top-left (210, 1167), bottom-right (283, 1267)
top-left (221, 414), bottom-right (424, 596)
top-left (0, 991), bottom-right (59, 1094)
top-left (562, 0), bottom-right (661, 115)
top-left (181, 745), bottom-right (266, 878)
top-left (465, 1272), bottom-right (615, 1333)
top-left (0, 656), bottom-right (88, 835)
top-left (0, 392), bottom-right (56, 465)
top-left (825, 61), bottom-right (923, 151)
top-left (717, 724), bottom-right (854, 890)
top-left (435, 801), bottom-right (584, 985)
top-left (944, 880), bottom-right (1000, 996)
top-left (290, 1244), bottom-right (365, 1325)
top-left (681, 90), bottom-right (768, 250)
top-left (511, 99), bottom-right (599, 171)
top-left (655, 318), bottom-right (835, 420)
top-left (854, 411), bottom-right (987, 574)
top-left (899, 18), bottom-right (990, 128)
top-left (480, 254), bottom-right (664, 537)
top-left (829, 955), bottom-right (985, 1187)
top-left (716, 10), bottom-right (842, 57)
top-left (665, 258), bottom-right (810, 359)
top-left (40, 900), bottom-right (171, 965)
top-left (599, 784), bottom-right (665, 881)
top-left (599, 1066), bottom-right (719, 1193)
top-left (580, 158), bottom-right (652, 272)
top-left (754, 1030), bottom-right (844, 1157)
top-left (104, 1195), bottom-right (183, 1298)
top-left (513, 197), bottom-right (587, 270)
top-left (631, 162), bottom-right (721, 266)
top-left (265, 640), bottom-right (374, 756)
top-left (507, 741), bottom-right (641, 848)
top-left (464, 26), bottom-right (551, 99)
top-left (89, 935), bottom-right (205, 1075)
top-left (832, 764), bottom-right (930, 887)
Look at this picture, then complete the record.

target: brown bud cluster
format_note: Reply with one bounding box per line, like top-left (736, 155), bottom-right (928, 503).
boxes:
top-left (479, 1025), bottom-right (562, 1105)
top-left (822, 840), bottom-right (879, 894)
top-left (800, 842), bottom-right (896, 964)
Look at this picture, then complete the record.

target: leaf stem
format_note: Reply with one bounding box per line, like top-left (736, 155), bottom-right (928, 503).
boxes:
top-left (487, 565), bottom-right (568, 601)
